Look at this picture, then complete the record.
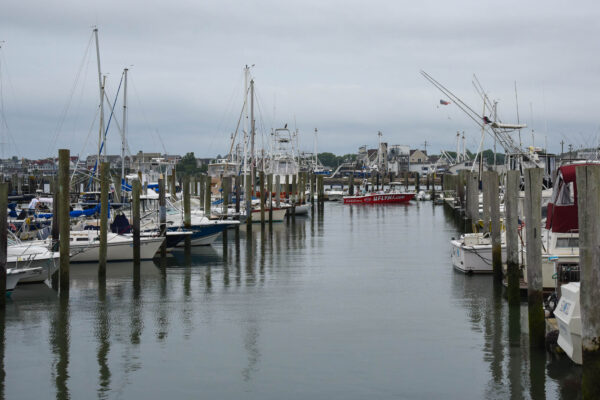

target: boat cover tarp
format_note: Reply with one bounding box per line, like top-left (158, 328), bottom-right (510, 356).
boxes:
top-left (37, 203), bottom-right (110, 219)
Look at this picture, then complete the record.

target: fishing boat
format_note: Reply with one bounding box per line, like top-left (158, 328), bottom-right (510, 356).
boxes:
top-left (343, 191), bottom-right (415, 204)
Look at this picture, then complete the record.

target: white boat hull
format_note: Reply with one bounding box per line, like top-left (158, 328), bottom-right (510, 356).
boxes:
top-left (70, 236), bottom-right (163, 262)
top-left (450, 240), bottom-right (506, 274)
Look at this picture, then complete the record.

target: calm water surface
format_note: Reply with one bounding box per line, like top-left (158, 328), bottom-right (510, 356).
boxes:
top-left (2, 202), bottom-right (581, 399)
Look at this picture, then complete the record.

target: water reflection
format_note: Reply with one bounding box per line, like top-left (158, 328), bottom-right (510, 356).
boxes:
top-left (96, 280), bottom-right (111, 399)
top-left (50, 294), bottom-right (70, 400)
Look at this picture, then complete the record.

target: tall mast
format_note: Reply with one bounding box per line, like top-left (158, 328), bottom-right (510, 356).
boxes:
top-left (250, 79), bottom-right (255, 192)
top-left (456, 132), bottom-right (460, 163)
top-left (462, 131), bottom-right (466, 162)
top-left (121, 68), bottom-right (128, 202)
top-left (243, 65), bottom-right (249, 178)
top-left (94, 28), bottom-right (105, 163)
top-left (314, 128), bottom-right (318, 169)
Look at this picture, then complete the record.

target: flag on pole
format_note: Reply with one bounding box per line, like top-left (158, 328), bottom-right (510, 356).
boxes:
top-left (439, 99), bottom-right (451, 105)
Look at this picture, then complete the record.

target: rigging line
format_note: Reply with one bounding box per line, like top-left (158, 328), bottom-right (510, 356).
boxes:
top-left (47, 31), bottom-right (95, 156)
top-left (70, 104), bottom-right (100, 185)
top-left (228, 86), bottom-right (250, 157)
top-left (210, 71), bottom-right (245, 157)
top-left (129, 74), bottom-right (163, 153)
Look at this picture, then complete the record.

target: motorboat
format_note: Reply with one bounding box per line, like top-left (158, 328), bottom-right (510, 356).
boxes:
top-left (69, 231), bottom-right (164, 262)
top-left (450, 233), bottom-right (506, 274)
top-left (7, 238), bottom-right (59, 283)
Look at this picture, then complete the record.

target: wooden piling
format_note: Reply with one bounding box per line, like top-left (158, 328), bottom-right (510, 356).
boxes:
top-left (466, 171), bottom-right (479, 231)
top-left (576, 164), bottom-right (600, 397)
top-left (132, 179), bottom-right (141, 266)
top-left (505, 170), bottom-right (520, 306)
top-left (198, 175), bottom-right (204, 205)
top-left (349, 173), bottom-right (354, 196)
top-left (235, 175), bottom-right (241, 214)
top-left (204, 176), bottom-right (211, 218)
top-left (524, 168), bottom-right (544, 348)
top-left (183, 176), bottom-right (191, 227)
top-left (58, 149), bottom-right (70, 294)
top-left (489, 171), bottom-right (502, 282)
top-left (310, 173), bottom-right (315, 204)
top-left (259, 171), bottom-right (265, 225)
top-left (158, 176), bottom-right (167, 261)
top-left (0, 183), bottom-right (6, 303)
top-left (222, 176), bottom-right (229, 219)
top-left (267, 174), bottom-right (273, 225)
top-left (275, 175), bottom-right (281, 208)
top-left (285, 175), bottom-right (290, 202)
top-left (170, 170), bottom-right (177, 201)
top-left (98, 163), bottom-right (109, 277)
top-left (245, 173), bottom-right (252, 226)
top-left (415, 173), bottom-right (420, 193)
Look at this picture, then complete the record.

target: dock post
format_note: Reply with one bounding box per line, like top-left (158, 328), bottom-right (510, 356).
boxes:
top-left (58, 149), bottom-right (70, 294)
top-left (576, 164), bottom-right (600, 397)
top-left (489, 171), bottom-right (502, 282)
top-left (99, 162), bottom-right (109, 277)
top-left (317, 175), bottom-right (323, 204)
top-left (310, 173), bottom-right (315, 205)
top-left (235, 175), bottom-right (241, 215)
top-left (275, 175), bottom-right (281, 209)
top-left (158, 176), bottom-right (167, 263)
top-left (51, 177), bottom-right (59, 289)
top-left (198, 175), bottom-right (204, 207)
top-left (245, 173), bottom-right (252, 227)
top-left (170, 170), bottom-right (177, 201)
top-left (349, 173), bottom-right (354, 196)
top-left (267, 174), bottom-right (273, 226)
top-left (259, 171), bottom-right (265, 226)
top-left (505, 170), bottom-right (520, 306)
top-left (292, 174), bottom-right (297, 217)
top-left (285, 175), bottom-right (290, 203)
top-left (457, 170), bottom-right (466, 213)
top-left (431, 173), bottom-right (436, 200)
top-left (524, 168), bottom-right (544, 348)
top-left (132, 179), bottom-right (141, 266)
top-left (415, 173), bottom-right (420, 193)
top-left (222, 176), bottom-right (229, 219)
top-left (0, 183), bottom-right (6, 304)
top-left (184, 176), bottom-right (191, 227)
top-left (204, 176), bottom-right (211, 218)
top-left (466, 171), bottom-right (479, 231)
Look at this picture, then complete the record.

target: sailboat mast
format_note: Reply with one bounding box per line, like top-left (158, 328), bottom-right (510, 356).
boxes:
top-left (243, 66), bottom-right (249, 180)
top-left (94, 28), bottom-right (105, 164)
top-left (250, 79), bottom-right (255, 193)
top-left (314, 128), bottom-right (318, 169)
top-left (121, 68), bottom-right (128, 202)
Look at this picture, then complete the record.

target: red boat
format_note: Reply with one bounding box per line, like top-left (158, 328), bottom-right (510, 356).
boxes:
top-left (343, 192), bottom-right (415, 204)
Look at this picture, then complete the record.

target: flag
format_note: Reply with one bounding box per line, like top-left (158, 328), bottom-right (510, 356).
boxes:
top-left (439, 99), bottom-right (450, 105)
top-left (483, 116), bottom-right (492, 124)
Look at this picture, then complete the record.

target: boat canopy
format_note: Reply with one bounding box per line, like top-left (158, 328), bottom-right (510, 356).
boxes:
top-left (544, 163), bottom-right (599, 233)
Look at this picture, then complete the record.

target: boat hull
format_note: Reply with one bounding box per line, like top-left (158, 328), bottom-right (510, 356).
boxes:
top-left (343, 193), bottom-right (415, 204)
top-left (450, 240), bottom-right (506, 274)
top-left (70, 237), bottom-right (164, 262)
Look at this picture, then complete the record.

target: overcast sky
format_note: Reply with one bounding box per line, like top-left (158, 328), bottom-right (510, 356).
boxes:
top-left (1, 0), bottom-right (598, 159)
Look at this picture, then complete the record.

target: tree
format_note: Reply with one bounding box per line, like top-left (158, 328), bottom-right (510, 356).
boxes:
top-left (176, 152), bottom-right (200, 176)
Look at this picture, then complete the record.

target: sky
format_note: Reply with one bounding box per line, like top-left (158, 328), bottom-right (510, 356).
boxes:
top-left (0, 0), bottom-right (599, 160)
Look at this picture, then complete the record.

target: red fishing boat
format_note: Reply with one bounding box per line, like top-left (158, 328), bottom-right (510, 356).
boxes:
top-left (343, 192), bottom-right (415, 204)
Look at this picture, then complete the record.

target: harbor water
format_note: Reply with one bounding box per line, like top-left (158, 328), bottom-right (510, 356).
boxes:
top-left (3, 202), bottom-right (581, 399)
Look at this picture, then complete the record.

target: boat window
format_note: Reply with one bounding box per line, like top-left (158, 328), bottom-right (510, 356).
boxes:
top-left (556, 237), bottom-right (578, 248)
top-left (76, 238), bottom-right (88, 242)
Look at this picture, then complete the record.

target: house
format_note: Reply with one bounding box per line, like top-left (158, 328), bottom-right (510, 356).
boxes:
top-left (409, 149), bottom-right (428, 164)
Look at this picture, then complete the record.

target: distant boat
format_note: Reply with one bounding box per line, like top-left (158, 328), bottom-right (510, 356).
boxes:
top-left (343, 192), bottom-right (415, 204)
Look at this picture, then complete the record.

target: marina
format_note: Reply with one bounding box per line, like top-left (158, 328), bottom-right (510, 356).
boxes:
top-left (1, 2), bottom-right (600, 397)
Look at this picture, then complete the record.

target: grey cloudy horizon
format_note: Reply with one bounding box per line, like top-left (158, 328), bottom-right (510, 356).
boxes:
top-left (1, 0), bottom-right (599, 160)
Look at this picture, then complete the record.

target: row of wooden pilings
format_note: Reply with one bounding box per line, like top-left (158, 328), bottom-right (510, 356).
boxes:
top-left (0, 150), bottom-right (328, 300)
top-left (444, 166), bottom-right (600, 396)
